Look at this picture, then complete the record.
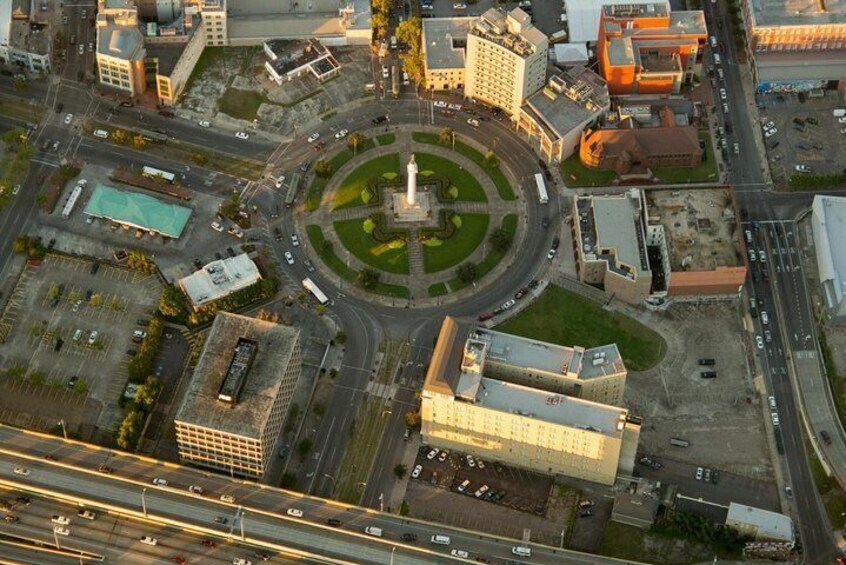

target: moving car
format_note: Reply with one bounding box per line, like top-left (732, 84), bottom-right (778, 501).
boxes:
top-left (198, 120), bottom-right (210, 128)
top-left (286, 508), bottom-right (304, 518)
top-left (152, 477), bottom-right (168, 486)
top-left (467, 118), bottom-right (480, 127)
top-left (54, 527), bottom-right (70, 536)
top-left (756, 335), bottom-right (764, 349)
top-left (235, 131), bottom-right (250, 140)
top-left (13, 466), bottom-right (30, 477)
top-left (308, 133), bottom-right (320, 143)
top-left (794, 164), bottom-right (812, 173)
top-left (291, 234), bottom-right (300, 246)
top-left (284, 251), bottom-right (295, 265)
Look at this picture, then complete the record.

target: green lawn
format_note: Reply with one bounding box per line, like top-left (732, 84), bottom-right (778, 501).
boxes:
top-left (653, 131), bottom-right (718, 184)
top-left (445, 214), bottom-right (516, 292)
top-left (219, 88), bottom-right (267, 121)
top-left (559, 154), bottom-right (618, 188)
top-left (305, 143), bottom-right (376, 211)
top-left (415, 153), bottom-right (487, 202)
top-left (428, 282), bottom-right (448, 297)
top-left (413, 132), bottom-right (515, 200)
top-left (423, 214), bottom-right (489, 273)
top-left (496, 285), bottom-right (665, 371)
top-left (305, 225), bottom-right (409, 298)
top-left (332, 153), bottom-right (400, 210)
top-left (376, 133), bottom-right (396, 146)
top-left (334, 219), bottom-right (409, 274)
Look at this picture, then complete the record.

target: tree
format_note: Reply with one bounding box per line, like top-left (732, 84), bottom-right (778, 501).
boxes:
top-left (319, 238), bottom-right (334, 257)
top-left (357, 268), bottom-right (380, 290)
top-left (134, 376), bottom-right (161, 410)
top-left (314, 402), bottom-right (326, 417)
top-left (159, 285), bottom-right (188, 318)
top-left (439, 127), bottom-right (454, 146)
top-left (297, 438), bottom-right (313, 461)
top-left (371, 11), bottom-right (389, 38)
top-left (489, 228), bottom-right (513, 253)
top-left (116, 409), bottom-right (143, 450)
top-left (280, 472), bottom-right (297, 488)
top-left (112, 129), bottom-right (128, 145)
top-left (372, 0), bottom-right (392, 14)
top-left (2, 127), bottom-right (26, 146)
top-left (396, 16), bottom-right (422, 49)
top-left (29, 371), bottom-right (47, 387)
top-left (484, 150), bottom-right (500, 168)
top-left (405, 409), bottom-right (421, 430)
top-left (314, 160), bottom-right (333, 178)
top-left (394, 464), bottom-right (407, 480)
top-left (12, 235), bottom-right (29, 253)
top-left (89, 294), bottom-right (103, 308)
top-left (35, 193), bottom-right (46, 206)
top-left (127, 249), bottom-right (155, 272)
top-left (456, 262), bottom-right (479, 284)
top-left (347, 132), bottom-right (366, 152)
top-left (397, 17), bottom-right (424, 85)
top-left (192, 153), bottom-right (208, 165)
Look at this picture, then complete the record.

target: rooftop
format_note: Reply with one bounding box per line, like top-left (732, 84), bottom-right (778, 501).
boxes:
top-left (7, 18), bottom-right (50, 56)
top-left (97, 20), bottom-right (145, 61)
top-left (812, 195), bottom-right (846, 307)
top-left (175, 313), bottom-right (300, 439)
top-left (228, 0), bottom-right (344, 17)
top-left (748, 0), bottom-right (846, 28)
top-left (473, 327), bottom-right (625, 381)
top-left (178, 254), bottom-right (262, 308)
top-left (227, 14), bottom-right (344, 41)
top-left (144, 41), bottom-right (188, 76)
top-left (564, 0), bottom-right (670, 43)
top-left (603, 8), bottom-right (706, 67)
top-left (522, 67), bottom-right (609, 142)
top-left (422, 17), bottom-right (474, 70)
top-left (265, 39), bottom-right (332, 76)
top-left (726, 503), bottom-right (795, 543)
top-left (645, 188), bottom-right (744, 271)
top-left (577, 189), bottom-right (651, 280)
top-left (83, 184), bottom-right (192, 238)
top-left (470, 8), bottom-right (547, 59)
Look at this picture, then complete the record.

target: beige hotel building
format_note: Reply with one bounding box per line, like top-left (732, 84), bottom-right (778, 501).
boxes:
top-left (421, 317), bottom-right (640, 485)
top-left (174, 312), bottom-right (301, 478)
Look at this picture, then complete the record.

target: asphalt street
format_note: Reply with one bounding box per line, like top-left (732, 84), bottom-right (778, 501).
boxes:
top-left (0, 425), bottom-right (637, 565)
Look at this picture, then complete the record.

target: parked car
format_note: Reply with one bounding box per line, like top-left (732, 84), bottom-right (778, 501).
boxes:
top-left (235, 131), bottom-right (250, 140)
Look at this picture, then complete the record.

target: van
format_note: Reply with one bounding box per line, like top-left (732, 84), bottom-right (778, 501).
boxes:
top-left (833, 109), bottom-right (846, 118)
top-left (512, 546), bottom-right (532, 558)
top-left (365, 526), bottom-right (383, 537)
top-left (93, 129), bottom-right (109, 139)
top-left (430, 535), bottom-right (451, 546)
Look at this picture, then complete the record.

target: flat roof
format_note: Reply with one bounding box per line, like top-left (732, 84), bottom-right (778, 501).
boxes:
top-left (471, 8), bottom-right (547, 59)
top-left (726, 503), bottom-right (794, 543)
top-left (145, 42), bottom-right (188, 76)
top-left (812, 195), bottom-right (846, 309)
top-left (754, 50), bottom-right (846, 82)
top-left (0, 1), bottom-right (12, 53)
top-left (83, 184), bottom-right (192, 238)
top-left (522, 67), bottom-right (609, 141)
top-left (98, 21), bottom-right (145, 61)
top-left (175, 313), bottom-right (300, 439)
top-left (469, 376), bottom-right (627, 438)
top-left (578, 190), bottom-right (651, 279)
top-left (265, 39), bottom-right (332, 76)
top-left (565, 0), bottom-right (669, 43)
top-left (644, 188), bottom-right (744, 271)
top-left (476, 327), bottom-right (625, 381)
top-left (748, 0), bottom-right (846, 28)
top-left (422, 17), bottom-right (475, 70)
top-left (179, 254), bottom-right (262, 307)
top-left (227, 14), bottom-right (344, 40)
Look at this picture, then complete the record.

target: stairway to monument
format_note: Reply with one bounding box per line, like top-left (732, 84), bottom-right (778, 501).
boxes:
top-left (407, 232), bottom-right (425, 276)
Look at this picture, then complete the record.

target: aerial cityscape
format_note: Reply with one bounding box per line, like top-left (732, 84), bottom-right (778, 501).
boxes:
top-left (0, 0), bottom-right (844, 562)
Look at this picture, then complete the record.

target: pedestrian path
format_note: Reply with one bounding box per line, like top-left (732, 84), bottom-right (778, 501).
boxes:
top-left (406, 231), bottom-right (425, 276)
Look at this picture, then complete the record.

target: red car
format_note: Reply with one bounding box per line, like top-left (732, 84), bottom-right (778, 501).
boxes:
top-left (477, 313), bottom-right (493, 322)
top-left (200, 539), bottom-right (216, 548)
top-left (171, 557), bottom-right (187, 565)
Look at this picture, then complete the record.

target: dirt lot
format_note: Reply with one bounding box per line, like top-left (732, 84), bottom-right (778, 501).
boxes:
top-left (0, 254), bottom-right (162, 435)
top-left (627, 303), bottom-right (773, 482)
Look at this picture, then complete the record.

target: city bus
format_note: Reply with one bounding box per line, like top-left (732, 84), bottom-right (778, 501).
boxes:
top-left (534, 173), bottom-right (548, 204)
top-left (303, 278), bottom-right (329, 305)
top-left (669, 437), bottom-right (690, 448)
top-left (142, 166), bottom-right (176, 184)
top-left (285, 173), bottom-right (301, 207)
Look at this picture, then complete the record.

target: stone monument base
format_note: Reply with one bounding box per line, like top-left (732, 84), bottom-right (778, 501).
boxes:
top-left (393, 191), bottom-right (431, 223)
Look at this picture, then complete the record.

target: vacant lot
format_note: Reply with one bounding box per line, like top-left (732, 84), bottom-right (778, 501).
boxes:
top-left (496, 285), bottom-right (665, 371)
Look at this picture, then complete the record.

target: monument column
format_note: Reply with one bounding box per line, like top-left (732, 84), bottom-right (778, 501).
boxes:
top-left (407, 154), bottom-right (417, 206)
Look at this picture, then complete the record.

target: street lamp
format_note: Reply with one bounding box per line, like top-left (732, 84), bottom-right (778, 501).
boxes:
top-left (379, 492), bottom-right (384, 513)
top-left (141, 488), bottom-right (148, 518)
top-left (390, 546), bottom-right (396, 565)
top-left (58, 419), bottom-right (68, 440)
top-left (52, 526), bottom-right (61, 550)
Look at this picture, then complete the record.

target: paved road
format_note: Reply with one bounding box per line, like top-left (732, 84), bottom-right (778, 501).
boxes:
top-left (0, 425), bottom-right (640, 565)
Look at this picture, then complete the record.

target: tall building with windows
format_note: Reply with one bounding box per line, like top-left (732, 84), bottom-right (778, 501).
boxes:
top-left (174, 313), bottom-right (301, 478)
top-left (464, 8), bottom-right (548, 118)
top-left (421, 317), bottom-right (640, 486)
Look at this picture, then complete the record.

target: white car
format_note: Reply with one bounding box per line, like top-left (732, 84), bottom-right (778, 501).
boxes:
top-left (447, 103), bottom-right (462, 111)
top-left (466, 454), bottom-right (476, 468)
top-left (411, 464), bottom-right (422, 478)
top-left (232, 559), bottom-right (252, 565)
top-left (450, 550), bottom-right (470, 558)
top-left (433, 101), bottom-right (447, 108)
top-left (284, 251), bottom-right (295, 265)
top-left (709, 35), bottom-right (717, 47)
top-left (64, 113), bottom-right (73, 125)
top-left (139, 536), bottom-right (158, 546)
top-left (335, 129), bottom-right (349, 139)
top-left (452, 2), bottom-right (467, 8)
top-left (382, 66), bottom-right (389, 79)
top-left (547, 248), bottom-right (556, 260)
top-left (764, 128), bottom-right (778, 138)
top-left (291, 234), bottom-right (300, 246)
top-left (759, 250), bottom-right (766, 263)
top-left (695, 466), bottom-right (703, 480)
top-left (794, 164), bottom-right (811, 173)
top-left (839, 116), bottom-right (846, 124)
top-left (756, 335), bottom-right (764, 349)
top-left (211, 221), bottom-right (224, 232)
top-left (235, 131), bottom-right (249, 140)
top-left (719, 88), bottom-right (727, 100)
top-left (13, 466), bottom-right (30, 476)
top-left (198, 120), bottom-right (211, 128)
top-left (51, 515), bottom-right (70, 525)
top-left (841, 127), bottom-right (846, 134)
top-left (188, 485), bottom-right (204, 496)
top-left (763, 121), bottom-right (775, 131)
top-left (307, 133), bottom-right (320, 143)
top-left (748, 249), bottom-right (756, 262)
top-left (733, 143), bottom-right (739, 155)
top-left (12, 184), bottom-right (20, 195)
top-left (761, 311), bottom-right (769, 325)
top-left (220, 494), bottom-right (236, 503)
top-left (286, 508), bottom-right (304, 518)
top-left (474, 485), bottom-right (489, 498)
top-left (152, 477), bottom-right (168, 486)
top-left (467, 118), bottom-right (480, 127)
top-left (426, 448), bottom-right (439, 460)
top-left (77, 510), bottom-right (96, 520)
top-left (54, 527), bottom-right (70, 536)
top-left (87, 330), bottom-right (98, 345)
top-left (771, 412), bottom-right (780, 426)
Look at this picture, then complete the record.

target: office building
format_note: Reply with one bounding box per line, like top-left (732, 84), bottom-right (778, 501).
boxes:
top-left (811, 195), bottom-right (846, 322)
top-left (421, 317), bottom-right (640, 486)
top-left (422, 17), bottom-right (474, 91)
top-left (741, 0), bottom-right (846, 91)
top-left (175, 313), bottom-right (301, 478)
top-left (464, 8), bottom-right (548, 117)
top-left (597, 3), bottom-right (706, 95)
top-left (517, 66), bottom-right (610, 163)
top-left (178, 254), bottom-right (262, 309)
top-left (0, 0), bottom-right (51, 73)
top-left (573, 188), bottom-right (747, 305)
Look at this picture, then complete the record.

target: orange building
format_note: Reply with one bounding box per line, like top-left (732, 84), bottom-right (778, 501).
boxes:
top-left (597, 3), bottom-right (707, 95)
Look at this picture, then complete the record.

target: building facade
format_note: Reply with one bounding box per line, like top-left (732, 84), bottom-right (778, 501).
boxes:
top-left (174, 313), bottom-right (301, 478)
top-left (517, 66), bottom-right (610, 163)
top-left (421, 318), bottom-right (640, 486)
top-left (597, 3), bottom-right (706, 95)
top-left (464, 8), bottom-right (548, 118)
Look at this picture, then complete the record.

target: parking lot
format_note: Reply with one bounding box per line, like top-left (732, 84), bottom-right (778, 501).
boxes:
top-left (0, 254), bottom-right (162, 435)
top-left (756, 90), bottom-right (846, 183)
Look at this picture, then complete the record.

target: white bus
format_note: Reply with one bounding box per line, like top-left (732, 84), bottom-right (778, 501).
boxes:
top-left (303, 278), bottom-right (329, 305)
top-left (534, 173), bottom-right (549, 204)
top-left (142, 166), bottom-right (176, 184)
top-left (62, 184), bottom-right (84, 219)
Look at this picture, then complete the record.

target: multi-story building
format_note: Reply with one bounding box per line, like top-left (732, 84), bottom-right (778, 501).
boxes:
top-left (579, 124), bottom-right (703, 173)
top-left (741, 0), bottom-right (846, 91)
top-left (421, 17), bottom-right (474, 92)
top-left (174, 313), bottom-right (301, 478)
top-left (200, 0), bottom-right (227, 46)
top-left (0, 0), bottom-right (51, 73)
top-left (597, 3), bottom-right (706, 95)
top-left (573, 187), bottom-right (747, 305)
top-left (421, 317), bottom-right (640, 486)
top-left (464, 8), bottom-right (548, 118)
top-left (563, 0), bottom-right (669, 44)
top-left (517, 66), bottom-right (610, 164)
